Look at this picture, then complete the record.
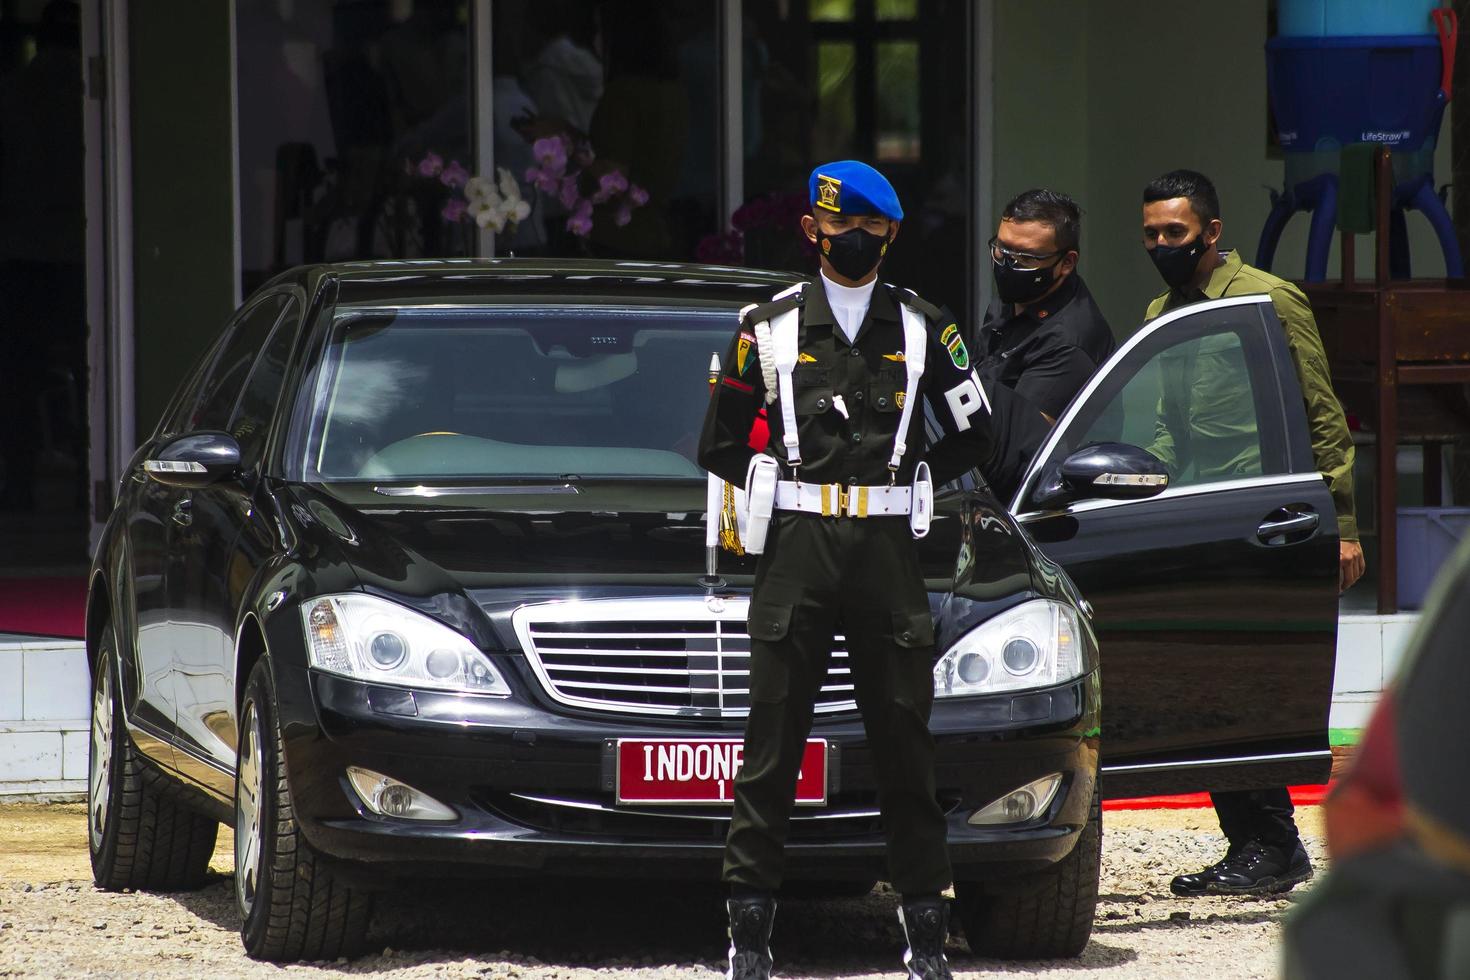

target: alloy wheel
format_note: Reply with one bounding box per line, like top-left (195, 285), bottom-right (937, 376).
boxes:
top-left (87, 663), bottom-right (113, 851)
top-left (235, 699), bottom-right (264, 917)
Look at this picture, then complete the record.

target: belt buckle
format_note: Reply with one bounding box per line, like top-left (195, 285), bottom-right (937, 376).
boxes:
top-left (820, 484), bottom-right (867, 517)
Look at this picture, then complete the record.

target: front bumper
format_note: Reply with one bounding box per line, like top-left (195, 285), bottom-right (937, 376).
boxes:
top-left (276, 663), bottom-right (1100, 886)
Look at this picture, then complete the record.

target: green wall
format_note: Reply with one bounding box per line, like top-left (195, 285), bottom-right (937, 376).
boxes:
top-left (129, 1), bottom-right (237, 436)
top-left (993, 0), bottom-right (1454, 337)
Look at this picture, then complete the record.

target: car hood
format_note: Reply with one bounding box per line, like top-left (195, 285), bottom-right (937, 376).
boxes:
top-left (284, 481), bottom-right (1040, 645)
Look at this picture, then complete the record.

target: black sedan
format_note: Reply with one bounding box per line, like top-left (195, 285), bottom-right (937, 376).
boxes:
top-left (83, 260), bottom-right (1339, 963)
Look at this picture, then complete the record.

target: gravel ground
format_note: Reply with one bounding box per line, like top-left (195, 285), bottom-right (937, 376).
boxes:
top-left (0, 803), bottom-right (1323, 978)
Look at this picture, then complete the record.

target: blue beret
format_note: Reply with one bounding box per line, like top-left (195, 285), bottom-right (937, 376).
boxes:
top-left (808, 160), bottom-right (903, 221)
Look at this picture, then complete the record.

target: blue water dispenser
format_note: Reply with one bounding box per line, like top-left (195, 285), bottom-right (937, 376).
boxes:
top-left (1256, 0), bottom-right (1461, 280)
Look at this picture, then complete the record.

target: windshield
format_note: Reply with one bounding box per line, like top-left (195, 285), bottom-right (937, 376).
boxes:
top-left (296, 305), bottom-right (738, 482)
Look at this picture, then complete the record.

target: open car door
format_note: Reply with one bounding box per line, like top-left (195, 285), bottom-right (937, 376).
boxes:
top-left (1008, 295), bottom-right (1339, 798)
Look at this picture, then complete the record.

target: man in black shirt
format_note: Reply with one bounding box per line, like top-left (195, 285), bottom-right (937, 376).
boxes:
top-left (977, 189), bottom-right (1115, 428)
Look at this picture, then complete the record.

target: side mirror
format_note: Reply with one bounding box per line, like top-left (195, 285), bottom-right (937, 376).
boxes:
top-left (1031, 442), bottom-right (1169, 510)
top-left (143, 431), bottom-right (242, 489)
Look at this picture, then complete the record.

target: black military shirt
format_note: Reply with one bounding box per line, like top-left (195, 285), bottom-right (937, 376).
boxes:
top-left (699, 279), bottom-right (995, 489)
top-left (976, 272), bottom-right (1115, 420)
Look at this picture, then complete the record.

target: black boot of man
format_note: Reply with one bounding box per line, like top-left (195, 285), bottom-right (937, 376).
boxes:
top-left (898, 896), bottom-right (953, 979)
top-left (726, 891), bottom-right (776, 980)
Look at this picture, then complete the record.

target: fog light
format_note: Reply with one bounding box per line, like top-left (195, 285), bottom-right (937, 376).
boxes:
top-left (968, 773), bottom-right (1064, 826)
top-left (346, 767), bottom-right (457, 822)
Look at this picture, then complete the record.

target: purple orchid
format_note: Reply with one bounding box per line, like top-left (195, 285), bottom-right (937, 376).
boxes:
top-left (558, 176), bottom-right (581, 211)
top-left (531, 135), bottom-right (569, 172)
top-left (593, 169), bottom-right (630, 204)
top-left (627, 184), bottom-right (650, 207)
top-left (441, 197), bottom-right (467, 223)
top-left (417, 152), bottom-right (444, 178)
top-left (566, 199), bottom-right (594, 237)
top-left (440, 160), bottom-right (469, 189)
top-left (614, 204), bottom-right (633, 227)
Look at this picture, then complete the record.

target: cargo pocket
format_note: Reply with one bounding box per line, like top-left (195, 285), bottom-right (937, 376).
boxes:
top-left (746, 600), bottom-right (795, 704)
top-left (747, 600), bottom-right (794, 642)
top-left (891, 608), bottom-right (934, 649)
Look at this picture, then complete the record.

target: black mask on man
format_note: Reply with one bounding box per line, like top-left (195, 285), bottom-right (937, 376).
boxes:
top-left (992, 258), bottom-right (1060, 306)
top-left (1148, 233), bottom-right (1209, 290)
top-left (819, 227), bottom-right (890, 281)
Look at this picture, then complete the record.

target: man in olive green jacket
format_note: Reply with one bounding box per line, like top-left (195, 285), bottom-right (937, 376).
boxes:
top-left (1140, 169), bottom-right (1364, 898)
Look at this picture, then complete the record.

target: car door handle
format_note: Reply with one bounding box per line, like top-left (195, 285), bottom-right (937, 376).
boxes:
top-left (1257, 509), bottom-right (1319, 544)
top-left (171, 497), bottom-right (193, 527)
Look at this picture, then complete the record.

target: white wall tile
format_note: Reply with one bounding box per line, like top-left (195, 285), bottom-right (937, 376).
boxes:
top-left (0, 731), bottom-right (63, 781)
top-left (22, 646), bottom-right (89, 722)
top-left (1329, 696), bottom-right (1379, 731)
top-left (61, 729), bottom-right (89, 781)
top-left (0, 650), bottom-right (21, 720)
top-left (1333, 621), bottom-right (1382, 694)
top-left (1381, 621), bottom-right (1419, 683)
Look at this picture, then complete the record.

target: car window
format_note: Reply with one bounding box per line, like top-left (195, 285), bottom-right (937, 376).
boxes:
top-left (1017, 300), bottom-right (1288, 509)
top-left (229, 299), bottom-right (301, 469)
top-left (188, 294), bottom-right (291, 433)
top-left (295, 305), bottom-right (735, 482)
top-left (155, 330), bottom-right (230, 439)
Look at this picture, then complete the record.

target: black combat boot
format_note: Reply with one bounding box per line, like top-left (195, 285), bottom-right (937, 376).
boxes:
top-left (898, 896), bottom-right (952, 979)
top-left (1170, 838), bottom-right (1313, 897)
top-left (726, 892), bottom-right (776, 980)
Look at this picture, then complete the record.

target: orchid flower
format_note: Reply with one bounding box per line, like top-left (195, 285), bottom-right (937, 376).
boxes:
top-left (441, 197), bottom-right (467, 223)
top-left (566, 199), bottom-right (594, 237)
top-left (417, 152), bottom-right (444, 178)
top-left (440, 160), bottom-right (469, 189)
top-left (593, 169), bottom-right (630, 204)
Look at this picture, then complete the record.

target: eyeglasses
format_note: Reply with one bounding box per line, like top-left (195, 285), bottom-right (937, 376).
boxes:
top-left (989, 236), bottom-right (1062, 270)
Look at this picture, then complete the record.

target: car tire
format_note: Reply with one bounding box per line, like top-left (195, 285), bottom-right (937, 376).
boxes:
top-left (955, 783), bottom-right (1101, 960)
top-left (236, 658), bottom-right (372, 962)
top-left (88, 622), bottom-right (219, 892)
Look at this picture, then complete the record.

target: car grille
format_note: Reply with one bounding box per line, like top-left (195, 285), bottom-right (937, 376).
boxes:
top-left (510, 597), bottom-right (857, 718)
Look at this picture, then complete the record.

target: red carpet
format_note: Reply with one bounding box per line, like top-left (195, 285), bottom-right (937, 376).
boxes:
top-left (0, 577), bottom-right (87, 638)
top-left (1105, 784), bottom-right (1331, 811)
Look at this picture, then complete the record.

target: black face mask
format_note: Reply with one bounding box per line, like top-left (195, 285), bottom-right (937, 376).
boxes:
top-left (1148, 233), bottom-right (1209, 290)
top-left (992, 258), bottom-right (1060, 306)
top-left (819, 227), bottom-right (890, 281)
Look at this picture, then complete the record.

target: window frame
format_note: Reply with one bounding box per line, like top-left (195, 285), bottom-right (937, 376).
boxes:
top-left (180, 290), bottom-right (294, 437)
top-left (1010, 294), bottom-right (1299, 518)
top-left (226, 295), bottom-right (304, 473)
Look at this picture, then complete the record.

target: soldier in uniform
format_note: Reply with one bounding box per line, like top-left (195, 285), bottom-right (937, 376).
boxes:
top-left (698, 160), bottom-right (997, 980)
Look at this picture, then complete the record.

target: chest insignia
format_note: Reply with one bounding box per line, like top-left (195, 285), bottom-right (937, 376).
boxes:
top-left (946, 334), bottom-right (970, 370)
top-left (882, 351), bottom-right (905, 362)
top-left (895, 391), bottom-right (906, 408)
top-left (798, 352), bottom-right (818, 363)
top-left (736, 337), bottom-right (752, 375)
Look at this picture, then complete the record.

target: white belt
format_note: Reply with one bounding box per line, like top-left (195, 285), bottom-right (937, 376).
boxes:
top-left (774, 481), bottom-right (912, 518)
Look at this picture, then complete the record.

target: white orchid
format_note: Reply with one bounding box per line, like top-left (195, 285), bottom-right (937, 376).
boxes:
top-left (437, 165), bottom-right (531, 234)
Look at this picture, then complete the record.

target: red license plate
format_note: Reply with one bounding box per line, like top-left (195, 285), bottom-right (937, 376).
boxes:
top-left (616, 738), bottom-right (827, 806)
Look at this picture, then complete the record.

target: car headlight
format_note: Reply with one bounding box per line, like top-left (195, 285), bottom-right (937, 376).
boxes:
top-left (301, 594), bottom-right (510, 696)
top-left (934, 599), bottom-right (1084, 697)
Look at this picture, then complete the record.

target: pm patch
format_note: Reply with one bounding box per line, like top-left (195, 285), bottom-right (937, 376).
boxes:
top-left (736, 336), bottom-right (753, 375)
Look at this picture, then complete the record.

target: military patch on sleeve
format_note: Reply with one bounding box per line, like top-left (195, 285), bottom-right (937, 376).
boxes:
top-left (946, 333), bottom-right (969, 370)
top-left (736, 336), bottom-right (753, 375)
top-left (939, 323), bottom-right (958, 346)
